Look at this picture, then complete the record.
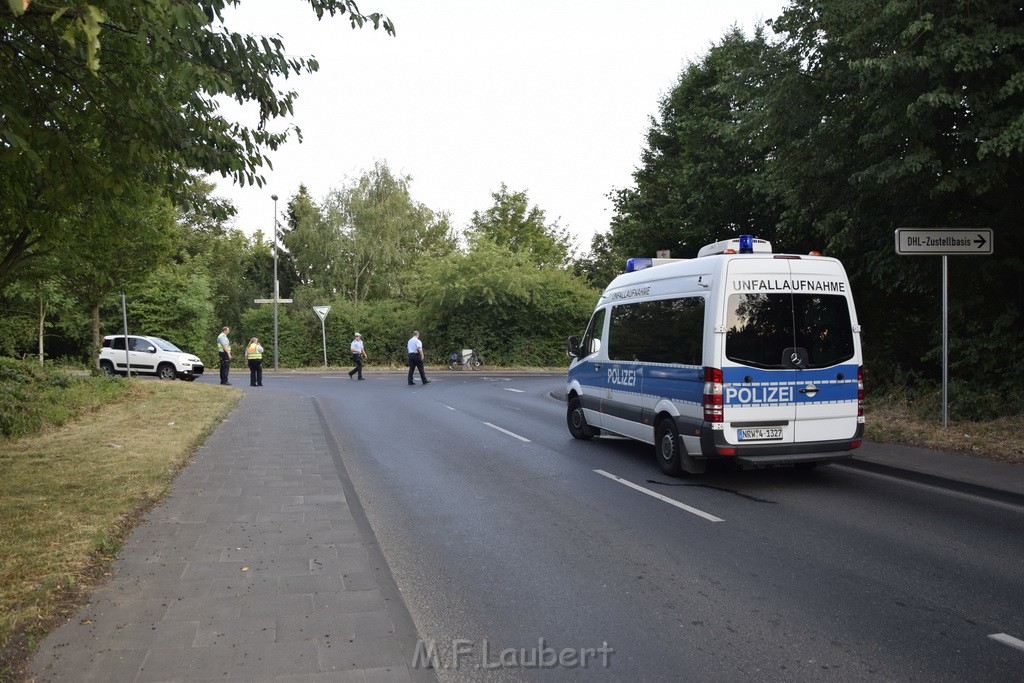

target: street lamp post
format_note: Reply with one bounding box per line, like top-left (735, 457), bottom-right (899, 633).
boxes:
top-left (271, 194), bottom-right (279, 371)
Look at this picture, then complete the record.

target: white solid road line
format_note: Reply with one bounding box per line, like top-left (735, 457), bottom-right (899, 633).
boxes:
top-left (484, 422), bottom-right (532, 443)
top-left (989, 633), bottom-right (1024, 653)
top-left (594, 469), bottom-right (724, 523)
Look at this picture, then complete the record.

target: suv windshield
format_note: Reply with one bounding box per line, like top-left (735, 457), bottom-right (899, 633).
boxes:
top-left (726, 293), bottom-right (854, 369)
top-left (150, 338), bottom-right (181, 352)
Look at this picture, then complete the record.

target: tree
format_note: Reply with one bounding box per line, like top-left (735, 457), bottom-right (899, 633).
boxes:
top-left (281, 185), bottom-right (345, 295)
top-left (467, 184), bottom-right (574, 268)
top-left (573, 231), bottom-right (624, 288)
top-left (603, 1), bottom-right (1024, 414)
top-left (287, 162), bottom-right (456, 304)
top-left (56, 183), bottom-right (178, 363)
top-left (766, 0), bottom-right (1024, 411)
top-left (1, 0), bottom-right (394, 283)
top-left (609, 26), bottom-right (787, 259)
top-left (127, 262), bottom-right (216, 359)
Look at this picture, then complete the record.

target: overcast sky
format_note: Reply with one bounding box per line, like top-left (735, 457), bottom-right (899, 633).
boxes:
top-left (212, 0), bottom-right (789, 254)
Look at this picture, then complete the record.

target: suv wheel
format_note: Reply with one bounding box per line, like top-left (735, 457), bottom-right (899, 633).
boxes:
top-left (100, 360), bottom-right (115, 377)
top-left (157, 363), bottom-right (177, 380)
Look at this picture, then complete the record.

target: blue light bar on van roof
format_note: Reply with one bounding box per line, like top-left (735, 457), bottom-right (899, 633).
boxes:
top-left (626, 257), bottom-right (652, 273)
top-left (739, 234), bottom-right (754, 253)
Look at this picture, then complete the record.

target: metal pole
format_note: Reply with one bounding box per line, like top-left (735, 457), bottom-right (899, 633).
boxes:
top-left (321, 319), bottom-right (327, 367)
top-left (121, 292), bottom-right (131, 376)
top-left (942, 255), bottom-right (948, 428)
top-left (271, 194), bottom-right (279, 371)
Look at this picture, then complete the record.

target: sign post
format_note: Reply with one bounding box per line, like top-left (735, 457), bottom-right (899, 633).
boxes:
top-left (895, 229), bottom-right (994, 427)
top-left (121, 293), bottom-right (132, 376)
top-left (313, 306), bottom-right (331, 367)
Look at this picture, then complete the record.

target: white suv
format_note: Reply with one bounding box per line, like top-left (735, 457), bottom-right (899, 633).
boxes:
top-left (98, 335), bottom-right (204, 381)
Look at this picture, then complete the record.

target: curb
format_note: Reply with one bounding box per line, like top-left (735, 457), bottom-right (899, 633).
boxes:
top-left (836, 458), bottom-right (1024, 508)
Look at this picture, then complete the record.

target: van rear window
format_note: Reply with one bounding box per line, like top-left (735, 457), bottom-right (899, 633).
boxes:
top-left (726, 294), bottom-right (854, 369)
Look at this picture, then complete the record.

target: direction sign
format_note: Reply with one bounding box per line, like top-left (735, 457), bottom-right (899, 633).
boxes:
top-left (254, 298), bottom-right (294, 304)
top-left (312, 305), bottom-right (331, 321)
top-left (895, 228), bottom-right (993, 255)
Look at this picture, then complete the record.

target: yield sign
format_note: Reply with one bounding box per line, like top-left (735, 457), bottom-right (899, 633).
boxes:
top-left (312, 305), bottom-right (331, 322)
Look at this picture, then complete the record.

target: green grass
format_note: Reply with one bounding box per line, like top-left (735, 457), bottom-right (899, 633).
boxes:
top-left (0, 358), bottom-right (127, 441)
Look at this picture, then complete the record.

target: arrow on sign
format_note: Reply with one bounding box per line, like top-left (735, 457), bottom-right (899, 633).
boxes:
top-left (975, 234), bottom-right (987, 249)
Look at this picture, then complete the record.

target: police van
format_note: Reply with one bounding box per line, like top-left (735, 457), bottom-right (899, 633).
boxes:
top-left (566, 235), bottom-right (864, 475)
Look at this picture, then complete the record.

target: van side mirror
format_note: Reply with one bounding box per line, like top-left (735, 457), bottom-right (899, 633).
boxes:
top-left (566, 336), bottom-right (580, 359)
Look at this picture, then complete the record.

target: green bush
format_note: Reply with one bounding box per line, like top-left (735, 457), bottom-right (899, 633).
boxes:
top-left (0, 357), bottom-right (128, 441)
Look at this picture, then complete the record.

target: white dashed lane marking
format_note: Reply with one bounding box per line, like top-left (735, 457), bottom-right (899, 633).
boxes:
top-left (484, 422), bottom-right (531, 443)
top-left (989, 633), bottom-right (1024, 653)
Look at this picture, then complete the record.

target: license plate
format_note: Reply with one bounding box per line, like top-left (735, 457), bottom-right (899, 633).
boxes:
top-left (737, 427), bottom-right (784, 441)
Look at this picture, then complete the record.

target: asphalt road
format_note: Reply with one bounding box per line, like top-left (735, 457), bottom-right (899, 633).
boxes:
top-left (242, 371), bottom-right (1024, 682)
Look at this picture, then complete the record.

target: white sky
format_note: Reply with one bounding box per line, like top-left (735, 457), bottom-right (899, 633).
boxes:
top-left (211, 0), bottom-right (789, 254)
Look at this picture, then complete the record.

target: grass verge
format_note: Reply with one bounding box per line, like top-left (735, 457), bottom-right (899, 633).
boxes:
top-left (865, 399), bottom-right (1023, 464)
top-left (0, 379), bottom-right (240, 681)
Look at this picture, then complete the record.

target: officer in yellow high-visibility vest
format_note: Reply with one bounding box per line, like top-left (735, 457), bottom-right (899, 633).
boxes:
top-left (245, 337), bottom-right (264, 387)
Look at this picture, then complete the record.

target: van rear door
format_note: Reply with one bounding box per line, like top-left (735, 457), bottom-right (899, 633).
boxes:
top-left (721, 256), bottom-right (859, 448)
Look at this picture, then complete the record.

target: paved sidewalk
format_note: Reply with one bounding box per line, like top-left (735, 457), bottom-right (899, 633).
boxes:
top-left (28, 388), bottom-right (434, 683)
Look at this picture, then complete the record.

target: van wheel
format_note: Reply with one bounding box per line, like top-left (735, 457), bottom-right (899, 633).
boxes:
top-left (655, 419), bottom-right (684, 476)
top-left (100, 360), bottom-right (115, 377)
top-left (567, 396), bottom-right (596, 440)
top-left (157, 363), bottom-right (177, 380)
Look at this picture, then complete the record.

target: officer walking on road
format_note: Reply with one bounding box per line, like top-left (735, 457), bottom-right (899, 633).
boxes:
top-left (407, 330), bottom-right (429, 386)
top-left (217, 326), bottom-right (232, 385)
top-left (348, 332), bottom-right (366, 380)
top-left (246, 337), bottom-right (264, 387)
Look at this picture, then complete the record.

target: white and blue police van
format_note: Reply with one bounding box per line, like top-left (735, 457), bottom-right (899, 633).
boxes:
top-left (566, 235), bottom-right (864, 475)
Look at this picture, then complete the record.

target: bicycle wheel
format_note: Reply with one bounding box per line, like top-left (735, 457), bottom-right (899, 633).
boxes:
top-left (470, 353), bottom-right (484, 369)
top-left (446, 352), bottom-right (461, 370)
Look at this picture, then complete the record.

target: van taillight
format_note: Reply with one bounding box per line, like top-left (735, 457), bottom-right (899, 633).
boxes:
top-left (857, 366), bottom-right (864, 417)
top-left (703, 367), bottom-right (724, 422)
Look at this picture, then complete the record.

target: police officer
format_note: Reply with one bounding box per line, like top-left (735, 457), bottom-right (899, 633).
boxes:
top-left (245, 337), bottom-right (264, 387)
top-left (348, 332), bottom-right (366, 380)
top-left (407, 330), bottom-right (429, 385)
top-left (217, 326), bottom-right (232, 385)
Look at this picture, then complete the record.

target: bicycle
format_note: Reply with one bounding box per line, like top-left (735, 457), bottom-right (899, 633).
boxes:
top-left (446, 349), bottom-right (484, 370)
